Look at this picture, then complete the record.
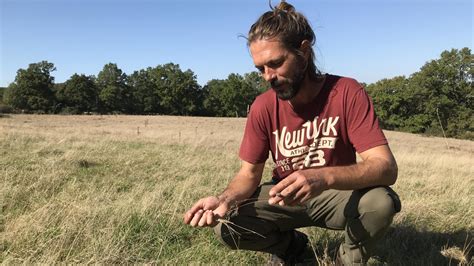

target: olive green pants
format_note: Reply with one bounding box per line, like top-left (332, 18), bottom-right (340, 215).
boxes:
top-left (214, 183), bottom-right (401, 264)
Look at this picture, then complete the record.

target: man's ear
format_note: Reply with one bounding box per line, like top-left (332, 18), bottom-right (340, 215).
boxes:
top-left (299, 40), bottom-right (311, 59)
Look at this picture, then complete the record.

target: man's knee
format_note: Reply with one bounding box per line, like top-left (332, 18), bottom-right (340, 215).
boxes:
top-left (214, 222), bottom-right (238, 249)
top-left (357, 187), bottom-right (401, 233)
top-left (341, 187), bottom-right (401, 263)
top-left (213, 218), bottom-right (289, 254)
top-left (213, 219), bottom-right (267, 250)
top-left (344, 187), bottom-right (401, 235)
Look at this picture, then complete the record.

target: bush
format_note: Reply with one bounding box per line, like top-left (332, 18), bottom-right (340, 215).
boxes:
top-left (0, 104), bottom-right (14, 114)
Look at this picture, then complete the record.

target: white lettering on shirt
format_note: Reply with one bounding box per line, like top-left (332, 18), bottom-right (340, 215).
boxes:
top-left (272, 116), bottom-right (339, 160)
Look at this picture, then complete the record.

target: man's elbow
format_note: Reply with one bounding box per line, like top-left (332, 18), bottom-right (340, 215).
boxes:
top-left (386, 159), bottom-right (398, 186)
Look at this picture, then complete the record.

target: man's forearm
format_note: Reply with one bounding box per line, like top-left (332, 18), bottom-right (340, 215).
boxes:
top-left (316, 157), bottom-right (397, 190)
top-left (218, 169), bottom-right (262, 207)
top-left (268, 145), bottom-right (398, 206)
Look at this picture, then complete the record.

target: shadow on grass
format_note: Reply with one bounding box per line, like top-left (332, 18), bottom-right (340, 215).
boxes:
top-left (375, 225), bottom-right (472, 265)
top-left (308, 225), bottom-right (472, 265)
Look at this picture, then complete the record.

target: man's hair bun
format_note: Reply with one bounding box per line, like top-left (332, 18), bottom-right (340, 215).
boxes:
top-left (274, 1), bottom-right (295, 13)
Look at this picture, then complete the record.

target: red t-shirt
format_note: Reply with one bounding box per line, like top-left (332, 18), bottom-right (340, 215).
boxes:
top-left (239, 74), bottom-right (387, 181)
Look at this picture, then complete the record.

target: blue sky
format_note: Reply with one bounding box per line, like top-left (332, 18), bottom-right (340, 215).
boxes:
top-left (1, 0), bottom-right (472, 87)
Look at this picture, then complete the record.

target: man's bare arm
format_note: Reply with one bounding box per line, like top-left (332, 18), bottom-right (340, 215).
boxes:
top-left (322, 144), bottom-right (397, 190)
top-left (218, 161), bottom-right (265, 206)
top-left (269, 145), bottom-right (397, 205)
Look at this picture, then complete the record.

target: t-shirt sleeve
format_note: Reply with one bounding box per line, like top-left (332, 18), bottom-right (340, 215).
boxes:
top-left (239, 99), bottom-right (270, 164)
top-left (346, 86), bottom-right (387, 153)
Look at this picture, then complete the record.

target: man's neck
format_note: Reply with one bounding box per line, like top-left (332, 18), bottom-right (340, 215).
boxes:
top-left (289, 74), bottom-right (326, 107)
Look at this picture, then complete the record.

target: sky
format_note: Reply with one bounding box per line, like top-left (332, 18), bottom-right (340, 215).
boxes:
top-left (0, 0), bottom-right (472, 87)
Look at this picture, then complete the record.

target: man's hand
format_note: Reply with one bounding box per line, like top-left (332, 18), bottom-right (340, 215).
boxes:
top-left (268, 169), bottom-right (329, 206)
top-left (183, 196), bottom-right (229, 227)
top-left (183, 161), bottom-right (263, 227)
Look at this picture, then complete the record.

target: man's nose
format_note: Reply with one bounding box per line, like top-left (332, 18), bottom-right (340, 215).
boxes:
top-left (263, 67), bottom-right (277, 82)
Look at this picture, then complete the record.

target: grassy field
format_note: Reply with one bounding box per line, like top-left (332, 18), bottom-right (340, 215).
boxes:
top-left (1, 114), bottom-right (472, 265)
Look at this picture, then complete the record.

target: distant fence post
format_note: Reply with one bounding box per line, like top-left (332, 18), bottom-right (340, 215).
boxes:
top-left (436, 108), bottom-right (450, 149)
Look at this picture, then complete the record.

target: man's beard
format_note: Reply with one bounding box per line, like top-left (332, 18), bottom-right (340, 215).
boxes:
top-left (271, 60), bottom-right (306, 100)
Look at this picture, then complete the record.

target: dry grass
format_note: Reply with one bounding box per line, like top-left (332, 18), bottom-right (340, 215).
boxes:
top-left (1, 114), bottom-right (473, 264)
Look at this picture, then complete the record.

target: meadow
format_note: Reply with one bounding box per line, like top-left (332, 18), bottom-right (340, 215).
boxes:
top-left (1, 114), bottom-right (472, 265)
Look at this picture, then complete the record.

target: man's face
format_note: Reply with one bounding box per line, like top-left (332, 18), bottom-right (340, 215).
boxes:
top-left (250, 39), bottom-right (306, 100)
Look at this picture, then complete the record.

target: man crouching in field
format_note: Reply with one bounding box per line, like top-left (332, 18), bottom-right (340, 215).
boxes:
top-left (184, 1), bottom-right (401, 265)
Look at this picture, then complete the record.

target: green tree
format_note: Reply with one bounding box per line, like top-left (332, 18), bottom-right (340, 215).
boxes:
top-left (203, 73), bottom-right (261, 117)
top-left (96, 63), bottom-right (130, 113)
top-left (366, 76), bottom-right (409, 130)
top-left (0, 87), bottom-right (13, 113)
top-left (202, 79), bottom-right (226, 116)
top-left (56, 74), bottom-right (99, 113)
top-left (4, 61), bottom-right (56, 113)
top-left (0, 87), bottom-right (6, 103)
top-left (128, 68), bottom-right (161, 114)
top-left (367, 47), bottom-right (473, 139)
top-left (409, 48), bottom-right (472, 138)
top-left (149, 63), bottom-right (202, 116)
top-left (243, 71), bottom-right (269, 95)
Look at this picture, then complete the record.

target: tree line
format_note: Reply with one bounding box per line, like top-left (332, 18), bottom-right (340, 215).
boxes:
top-left (366, 47), bottom-right (472, 140)
top-left (1, 62), bottom-right (268, 117)
top-left (1, 47), bottom-right (472, 140)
